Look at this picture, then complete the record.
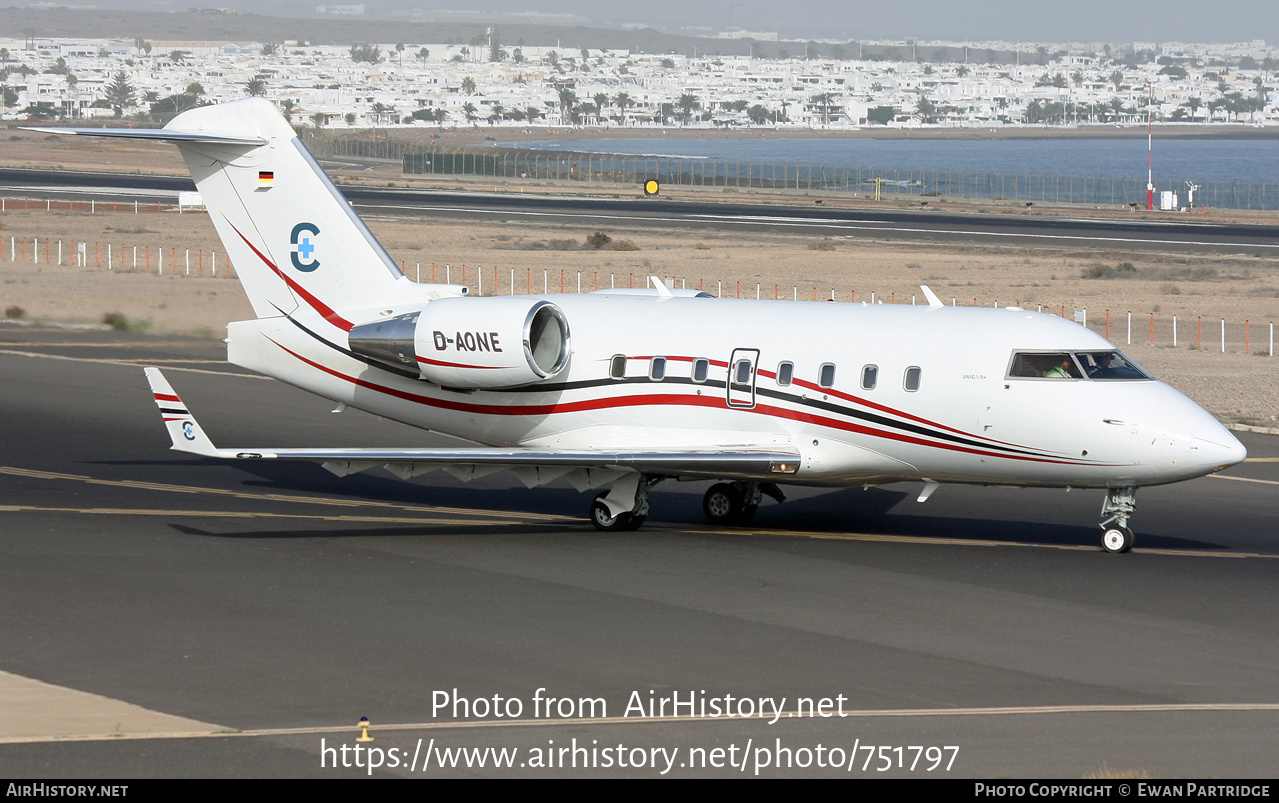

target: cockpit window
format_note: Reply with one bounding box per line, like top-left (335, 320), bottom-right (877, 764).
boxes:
top-left (1008, 352), bottom-right (1083, 379)
top-left (1075, 351), bottom-right (1150, 380)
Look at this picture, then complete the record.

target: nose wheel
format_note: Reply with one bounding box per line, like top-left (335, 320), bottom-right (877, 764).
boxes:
top-left (1101, 525), bottom-right (1134, 554)
top-left (590, 491), bottom-right (646, 531)
top-left (1099, 486), bottom-right (1138, 553)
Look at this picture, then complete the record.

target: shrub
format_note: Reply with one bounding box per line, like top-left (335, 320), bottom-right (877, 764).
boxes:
top-left (1081, 261), bottom-right (1137, 279)
top-left (585, 231), bottom-right (612, 249)
top-left (4, 305), bottom-right (24, 319)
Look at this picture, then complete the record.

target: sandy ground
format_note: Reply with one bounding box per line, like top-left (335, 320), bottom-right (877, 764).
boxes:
top-left (1, 203), bottom-right (1276, 426)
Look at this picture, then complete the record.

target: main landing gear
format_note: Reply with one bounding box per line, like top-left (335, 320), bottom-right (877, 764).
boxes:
top-left (588, 477), bottom-right (786, 531)
top-left (702, 481), bottom-right (785, 526)
top-left (1099, 486), bottom-right (1138, 554)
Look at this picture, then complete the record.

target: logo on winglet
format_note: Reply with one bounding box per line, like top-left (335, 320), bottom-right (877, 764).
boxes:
top-left (290, 222), bottom-right (321, 272)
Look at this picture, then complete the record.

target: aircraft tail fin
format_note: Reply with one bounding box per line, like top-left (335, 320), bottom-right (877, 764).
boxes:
top-left (32, 99), bottom-right (407, 327)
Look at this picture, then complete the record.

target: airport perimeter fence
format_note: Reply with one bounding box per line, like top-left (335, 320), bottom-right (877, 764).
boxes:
top-left (3, 234), bottom-right (234, 279)
top-left (3, 209), bottom-right (1272, 356)
top-left (402, 147), bottom-right (1279, 211)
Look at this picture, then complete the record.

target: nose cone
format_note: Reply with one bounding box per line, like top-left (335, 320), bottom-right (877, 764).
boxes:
top-left (1190, 414), bottom-right (1248, 470)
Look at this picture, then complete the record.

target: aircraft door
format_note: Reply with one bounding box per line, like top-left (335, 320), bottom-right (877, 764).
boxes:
top-left (727, 348), bottom-right (760, 408)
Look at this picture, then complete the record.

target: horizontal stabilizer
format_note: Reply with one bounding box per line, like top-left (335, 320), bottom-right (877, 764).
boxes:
top-left (21, 127), bottom-right (267, 146)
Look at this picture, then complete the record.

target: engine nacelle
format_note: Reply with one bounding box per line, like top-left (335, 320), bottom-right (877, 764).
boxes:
top-left (348, 297), bottom-right (570, 388)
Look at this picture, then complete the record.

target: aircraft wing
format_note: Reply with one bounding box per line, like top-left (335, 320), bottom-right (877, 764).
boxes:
top-left (144, 368), bottom-right (801, 484)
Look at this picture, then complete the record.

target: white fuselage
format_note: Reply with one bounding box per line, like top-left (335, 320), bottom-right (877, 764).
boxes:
top-left (227, 293), bottom-right (1245, 491)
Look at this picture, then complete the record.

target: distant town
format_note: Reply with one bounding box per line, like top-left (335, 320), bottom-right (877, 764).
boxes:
top-left (1, 29), bottom-right (1274, 131)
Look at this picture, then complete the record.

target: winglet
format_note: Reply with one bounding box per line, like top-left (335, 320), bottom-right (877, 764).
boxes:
top-left (648, 275), bottom-right (674, 298)
top-left (920, 285), bottom-right (944, 309)
top-left (144, 367), bottom-right (226, 458)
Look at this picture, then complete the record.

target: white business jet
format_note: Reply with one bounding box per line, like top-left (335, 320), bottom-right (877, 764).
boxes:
top-left (34, 100), bottom-right (1246, 553)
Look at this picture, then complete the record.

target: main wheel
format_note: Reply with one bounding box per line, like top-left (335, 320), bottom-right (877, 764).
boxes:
top-left (590, 493), bottom-right (633, 532)
top-left (703, 483), bottom-right (744, 525)
top-left (1100, 525), bottom-right (1134, 554)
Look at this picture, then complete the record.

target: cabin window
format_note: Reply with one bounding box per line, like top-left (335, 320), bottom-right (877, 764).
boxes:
top-left (861, 364), bottom-right (878, 390)
top-left (776, 361), bottom-right (794, 386)
top-left (904, 366), bottom-right (922, 392)
top-left (818, 363), bottom-right (836, 388)
top-left (609, 354), bottom-right (627, 379)
top-left (1008, 352), bottom-right (1083, 379)
top-left (650, 357), bottom-right (666, 381)
top-left (734, 359), bottom-right (753, 384)
top-left (692, 358), bottom-right (709, 383)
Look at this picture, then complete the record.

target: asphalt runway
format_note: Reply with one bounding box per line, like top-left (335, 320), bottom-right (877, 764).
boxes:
top-left (4, 166), bottom-right (1279, 254)
top-left (0, 328), bottom-right (1276, 777)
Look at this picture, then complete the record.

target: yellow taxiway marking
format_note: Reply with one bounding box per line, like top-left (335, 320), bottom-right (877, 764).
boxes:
top-left (0, 504), bottom-right (533, 527)
top-left (0, 348), bottom-right (264, 378)
top-left (93, 358), bottom-right (232, 364)
top-left (0, 465), bottom-right (578, 524)
top-left (7, 702), bottom-right (1279, 744)
top-left (3, 466), bottom-right (1273, 557)
top-left (652, 523), bottom-right (1279, 559)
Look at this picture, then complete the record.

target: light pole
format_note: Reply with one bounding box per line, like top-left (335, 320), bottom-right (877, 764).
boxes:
top-left (1146, 81), bottom-right (1154, 210)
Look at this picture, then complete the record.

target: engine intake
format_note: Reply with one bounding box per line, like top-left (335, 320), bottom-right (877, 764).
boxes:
top-left (348, 297), bottom-right (570, 388)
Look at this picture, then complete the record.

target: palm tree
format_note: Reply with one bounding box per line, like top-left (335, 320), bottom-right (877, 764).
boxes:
top-left (613, 92), bottom-right (632, 125)
top-left (417, 47), bottom-right (429, 67)
top-left (677, 93), bottom-right (699, 125)
top-left (461, 76), bottom-right (476, 94)
top-left (593, 92), bottom-right (609, 124)
top-left (488, 103), bottom-right (504, 124)
top-left (811, 92), bottom-right (838, 127)
top-left (525, 105), bottom-right (542, 123)
top-left (245, 76), bottom-right (267, 97)
top-left (913, 92), bottom-right (935, 124)
top-left (395, 43), bottom-right (404, 67)
top-left (462, 102), bottom-right (477, 124)
top-left (557, 87), bottom-right (576, 124)
top-left (280, 98), bottom-right (296, 121)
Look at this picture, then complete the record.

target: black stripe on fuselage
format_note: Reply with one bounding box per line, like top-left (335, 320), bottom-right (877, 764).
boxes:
top-left (288, 328), bottom-right (1068, 462)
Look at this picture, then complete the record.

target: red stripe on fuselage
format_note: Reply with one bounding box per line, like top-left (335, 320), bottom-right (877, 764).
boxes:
top-left (268, 338), bottom-right (1110, 468)
top-left (153, 393), bottom-right (181, 402)
top-left (417, 356), bottom-right (505, 370)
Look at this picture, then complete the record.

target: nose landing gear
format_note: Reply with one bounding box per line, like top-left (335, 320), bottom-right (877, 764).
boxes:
top-left (1099, 486), bottom-right (1137, 553)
